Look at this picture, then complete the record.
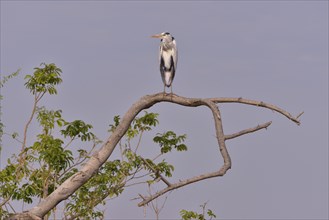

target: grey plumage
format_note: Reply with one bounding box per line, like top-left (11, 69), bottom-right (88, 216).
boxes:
top-left (152, 32), bottom-right (178, 94)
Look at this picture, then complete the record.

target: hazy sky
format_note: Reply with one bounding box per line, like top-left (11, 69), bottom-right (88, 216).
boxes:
top-left (1, 1), bottom-right (328, 219)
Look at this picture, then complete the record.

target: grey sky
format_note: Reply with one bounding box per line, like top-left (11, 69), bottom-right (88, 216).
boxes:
top-left (1, 1), bottom-right (328, 219)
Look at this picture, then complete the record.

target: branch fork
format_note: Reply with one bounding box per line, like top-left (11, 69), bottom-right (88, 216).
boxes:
top-left (135, 94), bottom-right (301, 207)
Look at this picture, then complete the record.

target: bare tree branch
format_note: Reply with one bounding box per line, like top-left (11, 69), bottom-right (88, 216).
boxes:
top-left (138, 98), bottom-right (232, 207)
top-left (296, 111), bottom-right (304, 119)
top-left (138, 170), bottom-right (226, 207)
top-left (224, 121), bottom-right (272, 140)
top-left (8, 93), bottom-right (301, 219)
top-left (208, 97), bottom-right (301, 125)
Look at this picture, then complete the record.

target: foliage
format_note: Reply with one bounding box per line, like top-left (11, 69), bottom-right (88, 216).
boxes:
top-left (0, 63), bottom-right (215, 219)
top-left (24, 63), bottom-right (62, 95)
top-left (61, 119), bottom-right (95, 141)
top-left (180, 202), bottom-right (217, 220)
top-left (153, 131), bottom-right (188, 153)
top-left (0, 64), bottom-right (96, 219)
top-left (0, 69), bottom-right (20, 89)
top-left (59, 110), bottom-right (189, 219)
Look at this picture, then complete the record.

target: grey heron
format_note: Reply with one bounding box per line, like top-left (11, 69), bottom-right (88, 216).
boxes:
top-left (151, 32), bottom-right (177, 95)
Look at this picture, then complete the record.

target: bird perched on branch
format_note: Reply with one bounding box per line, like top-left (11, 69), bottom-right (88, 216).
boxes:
top-left (151, 32), bottom-right (178, 95)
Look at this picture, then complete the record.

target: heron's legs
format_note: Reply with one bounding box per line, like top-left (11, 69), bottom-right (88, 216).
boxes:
top-left (170, 85), bottom-right (173, 100)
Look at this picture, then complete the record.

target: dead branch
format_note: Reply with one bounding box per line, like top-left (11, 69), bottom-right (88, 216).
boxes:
top-left (208, 97), bottom-right (301, 125)
top-left (224, 121), bottom-right (272, 140)
top-left (9, 93), bottom-right (301, 220)
top-left (138, 170), bottom-right (227, 207)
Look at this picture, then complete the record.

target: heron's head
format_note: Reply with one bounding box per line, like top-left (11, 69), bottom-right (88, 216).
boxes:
top-left (151, 32), bottom-right (174, 42)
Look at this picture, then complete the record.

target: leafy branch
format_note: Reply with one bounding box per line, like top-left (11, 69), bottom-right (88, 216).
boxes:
top-left (19, 63), bottom-right (62, 164)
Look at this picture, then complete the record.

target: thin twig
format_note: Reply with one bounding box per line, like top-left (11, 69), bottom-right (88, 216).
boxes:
top-left (3, 133), bottom-right (23, 144)
top-left (20, 93), bottom-right (38, 158)
top-left (225, 121), bottom-right (272, 140)
top-left (296, 111), bottom-right (304, 119)
top-left (134, 131), bottom-right (144, 153)
top-left (141, 158), bottom-right (171, 187)
top-left (0, 197), bottom-right (11, 208)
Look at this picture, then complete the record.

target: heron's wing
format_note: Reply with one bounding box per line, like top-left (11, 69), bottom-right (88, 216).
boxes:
top-left (159, 45), bottom-right (166, 84)
top-left (172, 39), bottom-right (178, 72)
top-left (159, 45), bottom-right (163, 67)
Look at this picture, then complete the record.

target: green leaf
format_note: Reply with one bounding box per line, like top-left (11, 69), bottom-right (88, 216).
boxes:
top-left (1, 69), bottom-right (20, 88)
top-left (108, 115), bottom-right (120, 133)
top-left (24, 63), bottom-right (62, 95)
top-left (207, 209), bottom-right (217, 218)
top-left (180, 210), bottom-right (200, 220)
top-left (176, 144), bottom-right (188, 151)
top-left (11, 132), bottom-right (19, 139)
top-left (153, 131), bottom-right (188, 154)
top-left (60, 120), bottom-right (95, 141)
top-left (134, 111), bottom-right (159, 132)
top-left (36, 107), bottom-right (64, 134)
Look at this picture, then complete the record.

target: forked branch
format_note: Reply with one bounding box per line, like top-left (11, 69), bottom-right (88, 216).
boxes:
top-left (12, 93), bottom-right (300, 220)
top-left (137, 96), bottom-right (297, 207)
top-left (138, 120), bottom-right (273, 206)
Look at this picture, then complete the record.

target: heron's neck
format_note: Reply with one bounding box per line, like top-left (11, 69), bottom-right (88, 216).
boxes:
top-left (161, 41), bottom-right (174, 51)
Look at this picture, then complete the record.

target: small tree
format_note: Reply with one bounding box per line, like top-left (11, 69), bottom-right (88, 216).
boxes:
top-left (0, 63), bottom-right (302, 220)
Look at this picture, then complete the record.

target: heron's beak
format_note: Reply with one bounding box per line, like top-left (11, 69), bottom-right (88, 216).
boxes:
top-left (151, 34), bottom-right (162, 38)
